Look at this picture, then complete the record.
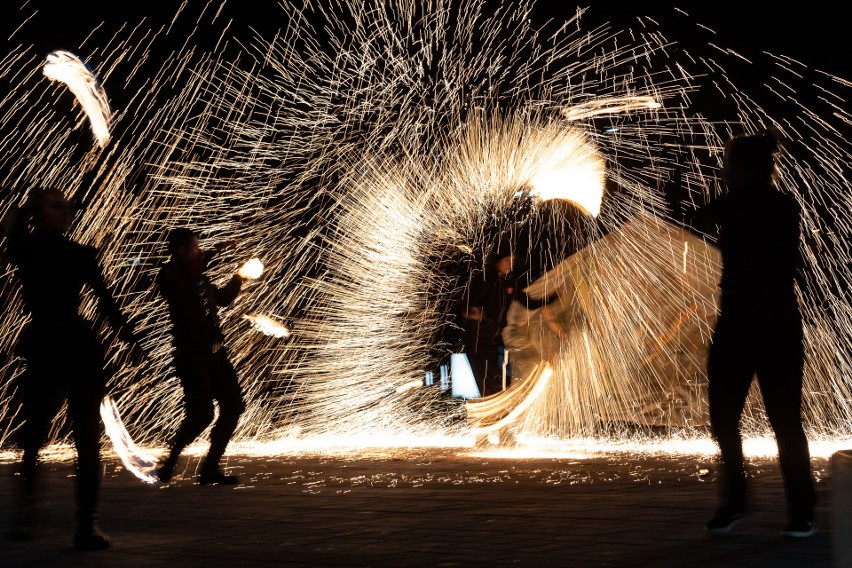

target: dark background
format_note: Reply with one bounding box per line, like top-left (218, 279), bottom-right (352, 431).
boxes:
top-left (3, 2), bottom-right (848, 90)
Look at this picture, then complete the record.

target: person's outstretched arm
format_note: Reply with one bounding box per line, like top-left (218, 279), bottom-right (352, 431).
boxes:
top-left (214, 274), bottom-right (243, 307)
top-left (84, 247), bottom-right (138, 345)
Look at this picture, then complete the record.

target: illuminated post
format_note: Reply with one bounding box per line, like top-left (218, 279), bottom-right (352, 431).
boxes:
top-left (450, 353), bottom-right (481, 399)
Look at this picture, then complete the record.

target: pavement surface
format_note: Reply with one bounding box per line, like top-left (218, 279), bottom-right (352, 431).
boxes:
top-left (0, 447), bottom-right (837, 567)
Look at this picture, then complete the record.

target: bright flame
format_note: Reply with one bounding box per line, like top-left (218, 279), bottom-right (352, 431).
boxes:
top-left (237, 257), bottom-right (264, 279)
top-left (243, 313), bottom-right (291, 338)
top-left (527, 139), bottom-right (605, 216)
top-left (561, 96), bottom-right (662, 121)
top-left (100, 396), bottom-right (158, 484)
top-left (42, 50), bottom-right (111, 147)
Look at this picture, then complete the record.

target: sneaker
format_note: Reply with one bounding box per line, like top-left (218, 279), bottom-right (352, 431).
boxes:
top-left (155, 455), bottom-right (178, 483)
top-left (73, 525), bottom-right (111, 551)
top-left (782, 519), bottom-right (818, 538)
top-left (706, 509), bottom-right (748, 534)
top-left (154, 464), bottom-right (173, 483)
top-left (199, 470), bottom-right (239, 486)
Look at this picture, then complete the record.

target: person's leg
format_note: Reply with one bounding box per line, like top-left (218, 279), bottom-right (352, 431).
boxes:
top-left (755, 302), bottom-right (816, 532)
top-left (200, 350), bottom-right (245, 484)
top-left (157, 351), bottom-right (215, 482)
top-left (11, 367), bottom-right (64, 541)
top-left (707, 308), bottom-right (755, 526)
top-left (67, 371), bottom-right (109, 550)
top-left (465, 320), bottom-right (492, 397)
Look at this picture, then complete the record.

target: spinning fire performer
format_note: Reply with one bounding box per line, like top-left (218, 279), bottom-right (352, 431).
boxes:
top-left (154, 229), bottom-right (255, 485)
top-left (702, 130), bottom-right (817, 538)
top-left (2, 188), bottom-right (142, 550)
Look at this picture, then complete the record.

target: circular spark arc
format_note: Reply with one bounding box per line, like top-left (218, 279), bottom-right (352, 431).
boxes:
top-left (0, 1), bottom-right (849, 455)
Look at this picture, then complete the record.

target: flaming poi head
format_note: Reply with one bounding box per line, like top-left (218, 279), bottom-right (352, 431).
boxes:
top-left (42, 50), bottom-right (111, 148)
top-left (237, 258), bottom-right (264, 280)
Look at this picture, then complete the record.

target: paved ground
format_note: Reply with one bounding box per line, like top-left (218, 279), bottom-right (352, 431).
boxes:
top-left (0, 448), bottom-right (838, 567)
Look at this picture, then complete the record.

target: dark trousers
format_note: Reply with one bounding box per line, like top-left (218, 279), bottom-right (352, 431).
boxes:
top-left (463, 320), bottom-right (505, 397)
top-left (167, 348), bottom-right (245, 470)
top-left (19, 328), bottom-right (105, 522)
top-left (708, 292), bottom-right (816, 520)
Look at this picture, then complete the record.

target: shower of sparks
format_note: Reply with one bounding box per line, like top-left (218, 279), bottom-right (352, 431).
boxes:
top-left (100, 396), bottom-right (158, 484)
top-left (42, 50), bottom-right (111, 148)
top-left (467, 212), bottom-right (722, 438)
top-left (237, 257), bottom-right (264, 280)
top-left (243, 313), bottom-right (291, 338)
top-left (0, 1), bottom-right (850, 459)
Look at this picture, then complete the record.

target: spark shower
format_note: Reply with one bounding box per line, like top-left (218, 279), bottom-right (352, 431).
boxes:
top-left (0, 1), bottom-right (849, 455)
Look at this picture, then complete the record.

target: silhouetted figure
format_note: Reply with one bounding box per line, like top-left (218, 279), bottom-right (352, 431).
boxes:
top-left (464, 245), bottom-right (515, 396)
top-left (155, 228), bottom-right (246, 485)
top-left (702, 131), bottom-right (817, 538)
top-left (3, 188), bottom-right (140, 550)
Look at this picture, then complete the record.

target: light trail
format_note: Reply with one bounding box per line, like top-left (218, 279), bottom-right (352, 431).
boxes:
top-left (1, 435), bottom-right (849, 465)
top-left (42, 50), bottom-right (111, 148)
top-left (243, 313), bottom-right (291, 338)
top-left (99, 397), bottom-right (158, 484)
top-left (0, 1), bottom-right (849, 462)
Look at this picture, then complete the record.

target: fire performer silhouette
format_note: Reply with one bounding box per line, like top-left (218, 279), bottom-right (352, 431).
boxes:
top-left (3, 187), bottom-right (141, 550)
top-left (154, 228), bottom-right (253, 486)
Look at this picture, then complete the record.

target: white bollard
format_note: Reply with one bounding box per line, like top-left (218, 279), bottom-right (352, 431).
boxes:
top-left (450, 353), bottom-right (481, 399)
top-left (833, 449), bottom-right (852, 568)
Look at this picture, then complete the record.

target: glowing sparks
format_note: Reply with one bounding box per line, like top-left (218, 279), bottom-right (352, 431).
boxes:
top-left (0, 1), bottom-right (849, 455)
top-left (243, 313), bottom-right (291, 338)
top-left (42, 50), bottom-right (111, 148)
top-left (237, 258), bottom-right (264, 280)
top-left (526, 132), bottom-right (605, 216)
top-left (100, 397), bottom-right (158, 484)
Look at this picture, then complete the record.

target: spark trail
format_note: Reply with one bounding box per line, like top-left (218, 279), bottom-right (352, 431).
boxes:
top-left (0, 1), bottom-right (849, 458)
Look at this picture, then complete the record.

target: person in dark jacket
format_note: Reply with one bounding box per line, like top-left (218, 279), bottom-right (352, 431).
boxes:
top-left (702, 130), bottom-right (817, 538)
top-left (155, 228), bottom-right (247, 485)
top-left (464, 239), bottom-right (559, 396)
top-left (464, 246), bottom-right (514, 397)
top-left (3, 187), bottom-right (140, 550)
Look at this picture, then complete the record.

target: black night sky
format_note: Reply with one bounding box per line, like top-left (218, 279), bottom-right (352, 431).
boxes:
top-left (3, 2), bottom-right (849, 92)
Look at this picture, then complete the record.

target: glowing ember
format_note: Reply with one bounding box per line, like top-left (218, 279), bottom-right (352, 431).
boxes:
top-left (394, 380), bottom-right (423, 394)
top-left (561, 96), bottom-right (662, 121)
top-left (526, 133), bottom-right (605, 216)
